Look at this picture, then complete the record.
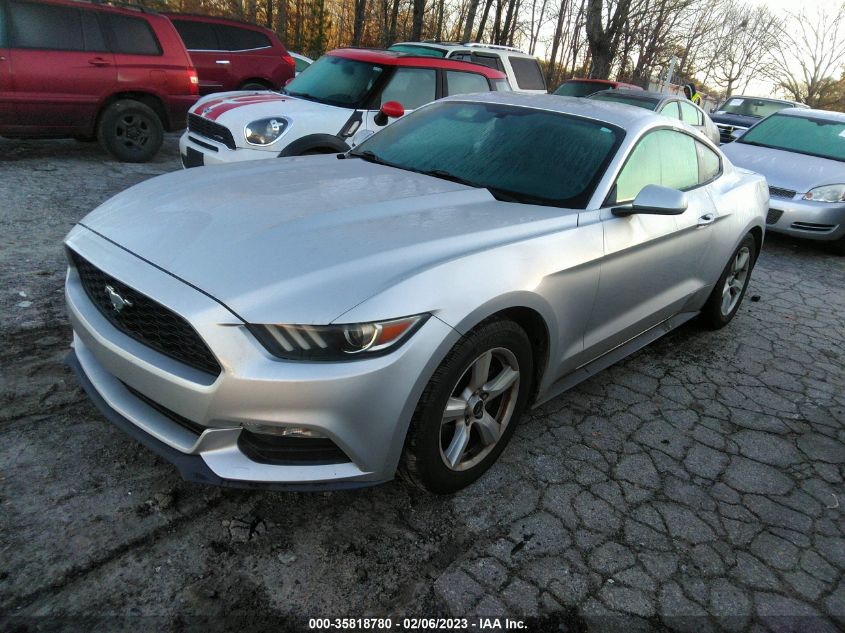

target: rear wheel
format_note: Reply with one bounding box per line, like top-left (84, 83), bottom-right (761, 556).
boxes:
top-left (700, 234), bottom-right (757, 329)
top-left (97, 100), bottom-right (163, 163)
top-left (402, 319), bottom-right (533, 494)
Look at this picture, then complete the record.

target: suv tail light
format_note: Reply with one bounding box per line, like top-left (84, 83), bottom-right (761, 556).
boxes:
top-left (187, 69), bottom-right (199, 95)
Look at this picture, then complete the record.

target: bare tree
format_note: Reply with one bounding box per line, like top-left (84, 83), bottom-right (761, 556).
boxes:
top-left (767, 3), bottom-right (845, 108)
top-left (585, 0), bottom-right (634, 78)
top-left (709, 3), bottom-right (780, 96)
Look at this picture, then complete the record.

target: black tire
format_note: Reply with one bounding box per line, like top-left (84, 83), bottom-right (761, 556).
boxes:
top-left (700, 234), bottom-right (757, 329)
top-left (97, 100), bottom-right (163, 163)
top-left (240, 81), bottom-right (269, 91)
top-left (73, 135), bottom-right (96, 142)
top-left (401, 318), bottom-right (533, 494)
top-left (829, 237), bottom-right (845, 256)
top-left (299, 148), bottom-right (336, 155)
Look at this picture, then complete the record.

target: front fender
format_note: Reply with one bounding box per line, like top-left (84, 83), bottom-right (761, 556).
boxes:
top-left (279, 134), bottom-right (350, 156)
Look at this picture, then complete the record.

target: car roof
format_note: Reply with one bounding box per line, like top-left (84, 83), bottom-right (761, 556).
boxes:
top-left (391, 41), bottom-right (535, 58)
top-left (51, 0), bottom-right (161, 18)
top-left (595, 89), bottom-right (668, 100)
top-left (328, 48), bottom-right (508, 78)
top-left (775, 108), bottom-right (845, 123)
top-left (442, 91), bottom-right (659, 129)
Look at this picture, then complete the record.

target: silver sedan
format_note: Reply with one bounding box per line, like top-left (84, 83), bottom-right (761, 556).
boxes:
top-left (721, 108), bottom-right (845, 255)
top-left (64, 93), bottom-right (767, 493)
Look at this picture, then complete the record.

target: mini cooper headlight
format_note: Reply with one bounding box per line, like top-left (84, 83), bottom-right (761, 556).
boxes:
top-left (247, 315), bottom-right (428, 360)
top-left (245, 117), bottom-right (288, 145)
top-left (803, 184), bottom-right (845, 203)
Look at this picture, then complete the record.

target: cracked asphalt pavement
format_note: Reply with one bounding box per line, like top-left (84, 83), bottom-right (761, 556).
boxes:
top-left (1, 137), bottom-right (843, 632)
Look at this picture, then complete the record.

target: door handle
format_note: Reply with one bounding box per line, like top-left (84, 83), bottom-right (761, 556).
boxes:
top-left (88, 57), bottom-right (111, 67)
top-left (697, 213), bottom-right (715, 227)
top-left (215, 60), bottom-right (231, 65)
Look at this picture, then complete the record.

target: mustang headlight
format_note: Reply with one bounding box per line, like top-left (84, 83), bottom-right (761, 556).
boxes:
top-left (803, 184), bottom-right (845, 203)
top-left (245, 117), bottom-right (288, 145)
top-left (248, 315), bottom-right (428, 360)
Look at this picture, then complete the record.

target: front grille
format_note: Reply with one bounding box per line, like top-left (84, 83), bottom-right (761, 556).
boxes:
top-left (790, 222), bottom-right (837, 233)
top-left (769, 186), bottom-right (796, 199)
top-left (766, 208), bottom-right (784, 225)
top-left (124, 383), bottom-right (207, 436)
top-left (716, 124), bottom-right (745, 143)
top-left (70, 251), bottom-right (222, 376)
top-left (187, 113), bottom-right (237, 150)
top-left (238, 432), bottom-right (350, 465)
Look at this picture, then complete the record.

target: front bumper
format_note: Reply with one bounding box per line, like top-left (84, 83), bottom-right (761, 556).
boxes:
top-left (65, 227), bottom-right (459, 487)
top-left (179, 131), bottom-right (277, 168)
top-left (766, 195), bottom-right (845, 242)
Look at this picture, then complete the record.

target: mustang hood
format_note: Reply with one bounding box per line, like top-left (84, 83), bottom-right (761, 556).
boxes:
top-left (721, 142), bottom-right (841, 194)
top-left (77, 157), bottom-right (568, 324)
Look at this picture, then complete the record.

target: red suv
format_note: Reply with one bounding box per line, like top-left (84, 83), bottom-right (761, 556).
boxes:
top-left (0, 0), bottom-right (199, 162)
top-left (165, 14), bottom-right (295, 93)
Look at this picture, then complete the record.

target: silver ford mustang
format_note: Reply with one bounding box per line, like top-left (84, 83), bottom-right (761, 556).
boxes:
top-left (65, 93), bottom-right (767, 493)
top-left (721, 108), bottom-right (845, 255)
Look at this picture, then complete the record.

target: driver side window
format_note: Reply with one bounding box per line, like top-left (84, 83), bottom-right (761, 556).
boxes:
top-left (380, 68), bottom-right (436, 110)
top-left (612, 130), bottom-right (699, 204)
top-left (659, 102), bottom-right (681, 119)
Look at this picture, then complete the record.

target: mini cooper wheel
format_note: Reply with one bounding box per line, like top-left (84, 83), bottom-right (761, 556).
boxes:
top-left (97, 100), bottom-right (163, 163)
top-left (402, 319), bottom-right (533, 493)
top-left (700, 234), bottom-right (757, 329)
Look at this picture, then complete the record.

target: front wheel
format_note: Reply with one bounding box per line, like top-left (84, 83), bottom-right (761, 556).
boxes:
top-left (402, 319), bottom-right (533, 494)
top-left (699, 234), bottom-right (757, 329)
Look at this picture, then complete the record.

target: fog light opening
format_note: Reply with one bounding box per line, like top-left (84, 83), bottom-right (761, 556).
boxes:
top-left (241, 423), bottom-right (324, 438)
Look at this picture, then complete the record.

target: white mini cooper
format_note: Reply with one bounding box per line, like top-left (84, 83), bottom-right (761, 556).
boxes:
top-left (179, 47), bottom-right (509, 167)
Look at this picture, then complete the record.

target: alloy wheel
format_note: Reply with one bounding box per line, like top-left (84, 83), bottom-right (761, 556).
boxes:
top-left (439, 347), bottom-right (521, 471)
top-left (720, 245), bottom-right (751, 316)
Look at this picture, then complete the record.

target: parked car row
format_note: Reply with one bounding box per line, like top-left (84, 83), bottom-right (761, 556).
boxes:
top-left (0, 0), bottom-right (307, 161)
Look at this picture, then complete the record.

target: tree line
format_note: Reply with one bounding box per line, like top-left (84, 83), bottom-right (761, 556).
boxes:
top-left (159, 0), bottom-right (844, 110)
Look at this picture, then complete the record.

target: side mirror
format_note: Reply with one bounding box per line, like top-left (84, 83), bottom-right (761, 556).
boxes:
top-left (284, 77), bottom-right (295, 87)
top-left (613, 184), bottom-right (688, 216)
top-left (373, 100), bottom-right (404, 126)
top-left (730, 128), bottom-right (745, 140)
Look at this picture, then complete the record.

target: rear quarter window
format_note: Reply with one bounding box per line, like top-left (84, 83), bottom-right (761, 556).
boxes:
top-left (106, 14), bottom-right (161, 56)
top-left (172, 19), bottom-right (219, 50)
top-left (9, 1), bottom-right (84, 50)
top-left (216, 24), bottom-right (271, 51)
top-left (471, 53), bottom-right (504, 73)
top-left (509, 56), bottom-right (545, 90)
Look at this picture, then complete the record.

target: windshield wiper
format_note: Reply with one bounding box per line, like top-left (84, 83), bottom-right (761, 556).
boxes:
top-left (419, 169), bottom-right (481, 187)
top-left (350, 150), bottom-right (391, 166)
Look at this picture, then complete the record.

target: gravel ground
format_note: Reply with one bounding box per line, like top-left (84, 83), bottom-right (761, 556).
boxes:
top-left (1, 137), bottom-right (843, 633)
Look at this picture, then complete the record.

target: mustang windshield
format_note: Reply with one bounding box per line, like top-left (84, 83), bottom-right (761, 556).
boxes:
top-left (352, 101), bottom-right (623, 208)
top-left (739, 113), bottom-right (845, 163)
top-left (284, 55), bottom-right (385, 108)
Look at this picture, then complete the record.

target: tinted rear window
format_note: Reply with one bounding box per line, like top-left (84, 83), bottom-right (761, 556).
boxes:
top-left (216, 24), bottom-right (271, 50)
top-left (106, 14), bottom-right (161, 55)
top-left (81, 11), bottom-right (107, 52)
top-left (172, 19), bottom-right (219, 50)
top-left (509, 56), bottom-right (545, 90)
top-left (9, 1), bottom-right (84, 50)
top-left (589, 92), bottom-right (659, 110)
top-left (554, 81), bottom-right (609, 97)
